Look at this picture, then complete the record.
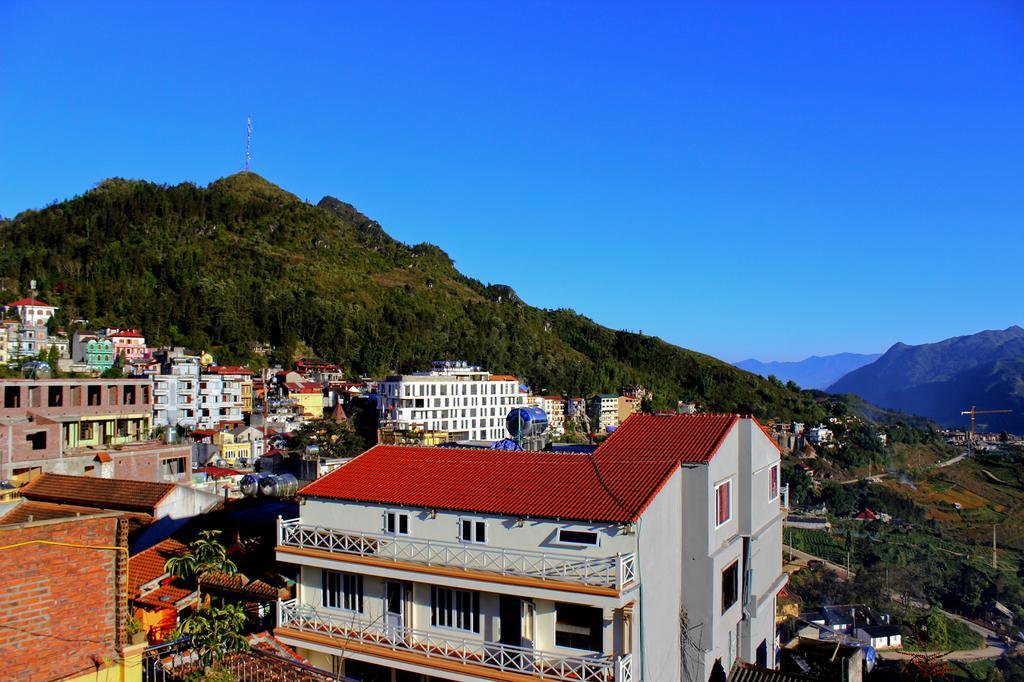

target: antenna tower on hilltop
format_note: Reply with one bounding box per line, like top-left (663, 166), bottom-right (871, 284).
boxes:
top-left (245, 115), bottom-right (252, 172)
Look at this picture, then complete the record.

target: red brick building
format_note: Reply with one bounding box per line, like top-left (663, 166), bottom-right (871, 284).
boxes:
top-left (0, 512), bottom-right (130, 680)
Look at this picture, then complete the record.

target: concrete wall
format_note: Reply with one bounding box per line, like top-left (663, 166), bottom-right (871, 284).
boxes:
top-left (300, 498), bottom-right (636, 559)
top-left (636, 467), bottom-right (683, 681)
top-left (0, 378), bottom-right (153, 420)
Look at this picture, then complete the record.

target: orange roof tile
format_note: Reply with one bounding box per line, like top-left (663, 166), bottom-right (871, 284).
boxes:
top-left (301, 414), bottom-right (752, 523)
top-left (20, 473), bottom-right (175, 513)
top-left (5, 298), bottom-right (54, 307)
top-left (594, 413), bottom-right (739, 463)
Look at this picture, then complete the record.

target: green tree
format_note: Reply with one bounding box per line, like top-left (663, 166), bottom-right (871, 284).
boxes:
top-left (925, 607), bottom-right (949, 649)
top-left (178, 603), bottom-right (249, 671)
top-left (289, 416), bottom-right (367, 459)
top-left (165, 530), bottom-right (238, 603)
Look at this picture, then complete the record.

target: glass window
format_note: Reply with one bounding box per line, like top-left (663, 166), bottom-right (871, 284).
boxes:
top-left (460, 518), bottom-right (486, 544)
top-left (769, 464), bottom-right (780, 501)
top-left (431, 586), bottom-right (479, 632)
top-left (715, 480), bottom-right (732, 526)
top-left (722, 561), bottom-right (739, 613)
top-left (385, 510), bottom-right (410, 535)
top-left (555, 603), bottom-right (603, 651)
top-left (558, 529), bottom-right (600, 546)
top-left (323, 570), bottom-right (363, 612)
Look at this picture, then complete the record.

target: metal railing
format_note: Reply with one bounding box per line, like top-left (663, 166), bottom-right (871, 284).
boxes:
top-left (142, 636), bottom-right (348, 681)
top-left (278, 518), bottom-right (637, 590)
top-left (278, 599), bottom-right (631, 682)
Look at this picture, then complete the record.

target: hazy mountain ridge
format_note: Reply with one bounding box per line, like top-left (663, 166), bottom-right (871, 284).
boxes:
top-left (828, 326), bottom-right (1024, 432)
top-left (734, 352), bottom-right (882, 390)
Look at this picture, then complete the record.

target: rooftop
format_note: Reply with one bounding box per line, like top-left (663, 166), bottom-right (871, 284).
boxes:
top-left (301, 414), bottom-right (749, 522)
top-left (6, 297), bottom-right (54, 308)
top-left (20, 473), bottom-right (176, 513)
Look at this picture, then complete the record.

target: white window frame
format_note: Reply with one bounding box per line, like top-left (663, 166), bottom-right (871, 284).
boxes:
top-left (768, 463), bottom-right (780, 502)
top-left (459, 516), bottom-right (487, 544)
top-left (384, 509), bottom-right (411, 536)
top-left (322, 569), bottom-right (363, 613)
top-left (431, 586), bottom-right (480, 633)
top-left (556, 527), bottom-right (601, 547)
top-left (714, 479), bottom-right (732, 528)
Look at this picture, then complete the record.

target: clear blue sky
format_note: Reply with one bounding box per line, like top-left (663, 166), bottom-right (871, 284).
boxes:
top-left (2, 2), bottom-right (1022, 362)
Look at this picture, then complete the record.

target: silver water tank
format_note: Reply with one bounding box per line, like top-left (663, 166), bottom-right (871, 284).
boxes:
top-left (239, 474), bottom-right (265, 497)
top-left (258, 473), bottom-right (299, 498)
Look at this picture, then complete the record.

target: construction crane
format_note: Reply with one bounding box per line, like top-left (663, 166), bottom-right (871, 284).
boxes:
top-left (960, 406), bottom-right (1011, 453)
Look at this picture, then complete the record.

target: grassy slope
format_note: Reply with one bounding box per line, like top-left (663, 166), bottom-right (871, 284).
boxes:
top-left (0, 173), bottom-right (827, 420)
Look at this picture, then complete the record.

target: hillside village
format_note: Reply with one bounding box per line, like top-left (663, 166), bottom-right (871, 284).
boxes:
top-left (4, 293), bottom-right (1024, 682)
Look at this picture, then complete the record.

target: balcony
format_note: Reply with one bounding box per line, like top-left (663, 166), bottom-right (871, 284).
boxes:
top-left (278, 519), bottom-right (637, 592)
top-left (277, 599), bottom-right (632, 682)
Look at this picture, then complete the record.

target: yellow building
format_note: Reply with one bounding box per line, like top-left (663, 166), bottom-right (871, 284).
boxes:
top-left (617, 395), bottom-right (641, 424)
top-left (285, 381), bottom-right (324, 418)
top-left (211, 430), bottom-right (251, 463)
top-left (240, 377), bottom-right (254, 414)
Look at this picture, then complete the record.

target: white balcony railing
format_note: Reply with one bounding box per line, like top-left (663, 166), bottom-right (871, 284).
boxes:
top-left (278, 518), bottom-right (637, 591)
top-left (277, 599), bottom-right (632, 682)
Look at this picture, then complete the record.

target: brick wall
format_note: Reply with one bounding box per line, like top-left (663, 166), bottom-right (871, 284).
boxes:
top-left (0, 514), bottom-right (123, 680)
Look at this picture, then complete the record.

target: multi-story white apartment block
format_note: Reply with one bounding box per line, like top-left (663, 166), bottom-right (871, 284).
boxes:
top-left (4, 297), bottom-right (57, 327)
top-left (527, 395), bottom-right (567, 436)
top-left (378, 361), bottom-right (525, 442)
top-left (274, 413), bottom-right (787, 682)
top-left (197, 366), bottom-right (252, 429)
top-left (152, 350), bottom-right (201, 431)
top-left (588, 394), bottom-right (620, 432)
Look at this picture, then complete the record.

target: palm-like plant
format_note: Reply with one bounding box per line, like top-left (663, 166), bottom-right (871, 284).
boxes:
top-left (165, 530), bottom-right (238, 604)
top-left (178, 603), bottom-right (249, 670)
top-left (166, 530), bottom-right (238, 580)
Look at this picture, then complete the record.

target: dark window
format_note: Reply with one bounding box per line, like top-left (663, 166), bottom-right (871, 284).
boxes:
top-left (555, 602), bottom-right (603, 651)
top-left (431, 586), bottom-right (479, 632)
top-left (123, 385), bottom-right (136, 405)
top-left (87, 385), bottom-right (101, 406)
top-left (322, 570), bottom-right (363, 612)
top-left (4, 386), bottom-right (19, 408)
top-left (558, 529), bottom-right (600, 546)
top-left (26, 431), bottom-right (47, 450)
top-left (47, 386), bottom-right (63, 408)
top-left (385, 511), bottom-right (410, 535)
top-left (722, 561), bottom-right (739, 613)
top-left (163, 457), bottom-right (187, 476)
top-left (460, 519), bottom-right (486, 544)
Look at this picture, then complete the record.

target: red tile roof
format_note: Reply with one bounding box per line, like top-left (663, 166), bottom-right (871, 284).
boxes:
top-left (284, 381), bottom-right (321, 393)
top-left (204, 365), bottom-right (254, 376)
top-left (594, 413), bottom-right (740, 463)
top-left (20, 473), bottom-right (176, 513)
top-left (5, 298), bottom-right (54, 307)
top-left (301, 414), bottom-right (755, 522)
top-left (300, 444), bottom-right (680, 523)
top-left (109, 329), bottom-right (145, 338)
top-left (194, 466), bottom-right (241, 478)
top-left (1, 500), bottom-right (113, 525)
top-left (488, 375), bottom-right (518, 381)
top-left (130, 537), bottom-right (197, 609)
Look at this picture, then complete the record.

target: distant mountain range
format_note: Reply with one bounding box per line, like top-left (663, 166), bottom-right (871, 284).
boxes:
top-left (734, 353), bottom-right (882, 390)
top-left (828, 326), bottom-right (1024, 433)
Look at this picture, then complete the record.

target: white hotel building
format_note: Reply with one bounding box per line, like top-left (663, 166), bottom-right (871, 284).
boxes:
top-left (274, 413), bottom-right (788, 682)
top-left (378, 361), bottom-right (526, 442)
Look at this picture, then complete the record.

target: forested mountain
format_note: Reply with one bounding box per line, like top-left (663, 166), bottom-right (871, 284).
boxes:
top-left (735, 352), bottom-right (881, 390)
top-left (0, 173), bottom-right (831, 422)
top-left (829, 326), bottom-right (1024, 432)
